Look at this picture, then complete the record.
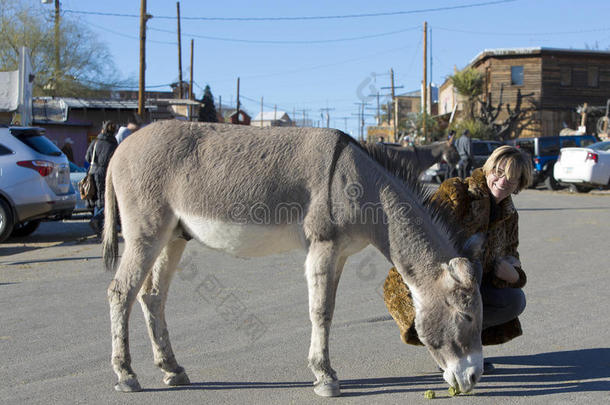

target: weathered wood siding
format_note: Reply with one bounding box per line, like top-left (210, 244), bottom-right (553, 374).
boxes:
top-left (472, 49), bottom-right (610, 138)
top-left (541, 53), bottom-right (610, 109)
top-left (474, 55), bottom-right (543, 138)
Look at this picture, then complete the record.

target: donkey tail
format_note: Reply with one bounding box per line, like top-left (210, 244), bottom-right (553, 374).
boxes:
top-left (102, 164), bottom-right (119, 272)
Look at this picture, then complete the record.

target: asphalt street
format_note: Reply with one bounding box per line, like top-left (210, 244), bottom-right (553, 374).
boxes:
top-left (1, 189), bottom-right (609, 405)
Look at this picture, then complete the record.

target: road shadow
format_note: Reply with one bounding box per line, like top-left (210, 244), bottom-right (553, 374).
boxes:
top-left (482, 348), bottom-right (610, 396)
top-left (141, 348), bottom-right (609, 397)
top-left (142, 374), bottom-right (443, 395)
top-left (4, 256), bottom-right (103, 266)
top-left (518, 206), bottom-right (610, 212)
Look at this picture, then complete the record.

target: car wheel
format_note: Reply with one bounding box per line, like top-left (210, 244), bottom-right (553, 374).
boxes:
top-left (544, 167), bottom-right (562, 190)
top-left (10, 219), bottom-right (41, 237)
top-left (0, 199), bottom-right (14, 243)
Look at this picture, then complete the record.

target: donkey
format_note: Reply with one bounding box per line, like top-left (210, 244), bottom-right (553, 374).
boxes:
top-left (382, 138), bottom-right (459, 178)
top-left (103, 120), bottom-right (484, 397)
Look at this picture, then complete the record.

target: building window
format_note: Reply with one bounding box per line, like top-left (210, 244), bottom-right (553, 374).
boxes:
top-left (587, 66), bottom-right (599, 87)
top-left (511, 66), bottom-right (524, 85)
top-left (560, 66), bottom-right (572, 86)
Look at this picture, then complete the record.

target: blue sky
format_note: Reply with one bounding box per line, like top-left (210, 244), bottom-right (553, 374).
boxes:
top-left (54, 0), bottom-right (610, 136)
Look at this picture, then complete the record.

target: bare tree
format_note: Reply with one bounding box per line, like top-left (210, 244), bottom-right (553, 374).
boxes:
top-left (0, 0), bottom-right (131, 97)
top-left (478, 86), bottom-right (538, 141)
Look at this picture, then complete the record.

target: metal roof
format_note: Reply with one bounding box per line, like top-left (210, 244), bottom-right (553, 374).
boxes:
top-left (469, 47), bottom-right (610, 66)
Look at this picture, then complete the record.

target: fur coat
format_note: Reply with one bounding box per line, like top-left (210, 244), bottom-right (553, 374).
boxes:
top-left (384, 168), bottom-right (527, 346)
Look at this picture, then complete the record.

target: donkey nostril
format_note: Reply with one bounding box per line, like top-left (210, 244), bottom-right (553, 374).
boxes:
top-left (469, 372), bottom-right (477, 386)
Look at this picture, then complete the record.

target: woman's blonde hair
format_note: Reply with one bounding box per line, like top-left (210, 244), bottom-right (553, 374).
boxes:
top-left (482, 145), bottom-right (533, 192)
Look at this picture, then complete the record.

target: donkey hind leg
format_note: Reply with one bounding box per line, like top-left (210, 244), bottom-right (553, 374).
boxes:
top-left (305, 241), bottom-right (346, 397)
top-left (137, 237), bottom-right (190, 387)
top-left (108, 234), bottom-right (173, 393)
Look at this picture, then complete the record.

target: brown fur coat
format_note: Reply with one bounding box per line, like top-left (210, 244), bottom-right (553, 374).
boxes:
top-left (384, 168), bottom-right (526, 346)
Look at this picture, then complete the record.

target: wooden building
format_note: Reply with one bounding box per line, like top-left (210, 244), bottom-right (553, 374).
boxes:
top-left (466, 47), bottom-right (610, 138)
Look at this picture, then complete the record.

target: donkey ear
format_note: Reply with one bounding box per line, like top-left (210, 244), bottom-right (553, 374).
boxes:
top-left (443, 258), bottom-right (476, 289)
top-left (462, 233), bottom-right (485, 260)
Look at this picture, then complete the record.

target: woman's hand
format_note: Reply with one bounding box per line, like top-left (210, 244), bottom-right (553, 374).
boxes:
top-left (494, 259), bottom-right (520, 284)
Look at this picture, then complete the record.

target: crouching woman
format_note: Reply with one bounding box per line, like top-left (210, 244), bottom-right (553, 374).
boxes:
top-left (384, 145), bottom-right (533, 371)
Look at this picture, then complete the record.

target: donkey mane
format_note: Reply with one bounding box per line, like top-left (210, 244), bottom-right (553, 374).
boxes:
top-left (353, 139), bottom-right (467, 251)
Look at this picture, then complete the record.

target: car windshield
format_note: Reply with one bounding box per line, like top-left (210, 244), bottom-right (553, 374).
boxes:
top-left (538, 138), bottom-right (560, 156)
top-left (589, 141), bottom-right (610, 151)
top-left (10, 128), bottom-right (62, 156)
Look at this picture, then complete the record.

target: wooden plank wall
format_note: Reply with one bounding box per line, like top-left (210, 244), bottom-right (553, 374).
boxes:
top-left (474, 51), bottom-right (610, 138)
top-left (541, 53), bottom-right (610, 109)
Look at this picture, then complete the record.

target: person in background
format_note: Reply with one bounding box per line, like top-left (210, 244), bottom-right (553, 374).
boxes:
top-left (455, 129), bottom-right (473, 179)
top-left (384, 145), bottom-right (533, 374)
top-left (446, 130), bottom-right (458, 178)
top-left (115, 115), bottom-right (142, 145)
top-left (86, 121), bottom-right (119, 235)
top-left (61, 138), bottom-right (74, 163)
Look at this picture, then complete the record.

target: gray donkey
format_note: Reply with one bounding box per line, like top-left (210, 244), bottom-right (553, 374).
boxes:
top-left (103, 120), bottom-right (484, 397)
top-left (381, 138), bottom-right (459, 178)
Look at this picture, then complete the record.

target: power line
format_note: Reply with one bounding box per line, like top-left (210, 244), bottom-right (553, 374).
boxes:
top-left (63, 1), bottom-right (515, 21)
top-left (147, 26), bottom-right (419, 44)
top-left (86, 20), bottom-right (176, 45)
top-left (434, 26), bottom-right (610, 37)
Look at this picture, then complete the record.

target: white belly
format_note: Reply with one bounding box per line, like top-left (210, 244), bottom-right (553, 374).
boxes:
top-left (178, 214), bottom-right (306, 257)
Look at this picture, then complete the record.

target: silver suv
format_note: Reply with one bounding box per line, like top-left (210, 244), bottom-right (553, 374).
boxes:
top-left (0, 126), bottom-right (76, 241)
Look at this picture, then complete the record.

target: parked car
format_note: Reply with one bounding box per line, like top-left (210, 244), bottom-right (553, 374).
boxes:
top-left (508, 134), bottom-right (597, 190)
top-left (0, 126), bottom-right (76, 242)
top-left (69, 162), bottom-right (94, 214)
top-left (471, 139), bottom-right (503, 169)
top-left (422, 139), bottom-right (503, 183)
top-left (553, 141), bottom-right (610, 192)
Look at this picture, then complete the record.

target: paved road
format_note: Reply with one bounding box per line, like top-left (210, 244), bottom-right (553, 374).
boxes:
top-left (1, 190), bottom-right (609, 404)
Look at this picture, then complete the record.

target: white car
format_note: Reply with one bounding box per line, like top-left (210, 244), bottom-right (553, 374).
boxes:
top-left (0, 126), bottom-right (76, 241)
top-left (553, 141), bottom-right (610, 192)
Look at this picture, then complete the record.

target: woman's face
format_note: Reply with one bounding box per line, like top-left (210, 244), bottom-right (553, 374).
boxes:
top-left (486, 162), bottom-right (519, 203)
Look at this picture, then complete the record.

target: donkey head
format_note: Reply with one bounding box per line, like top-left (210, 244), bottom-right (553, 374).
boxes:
top-left (442, 140), bottom-right (460, 167)
top-left (412, 234), bottom-right (484, 393)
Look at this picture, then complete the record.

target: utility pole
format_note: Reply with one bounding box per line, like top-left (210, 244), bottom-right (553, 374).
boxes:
top-left (353, 102), bottom-right (370, 142)
top-left (189, 39), bottom-right (194, 99)
top-left (422, 21), bottom-right (428, 141)
top-left (274, 105), bottom-right (277, 123)
top-left (430, 27), bottom-right (433, 87)
top-left (138, 0), bottom-right (150, 119)
top-left (176, 2), bottom-right (183, 99)
top-left (189, 39), bottom-right (194, 120)
top-left (53, 0), bottom-right (60, 93)
top-left (320, 107), bottom-right (335, 128)
top-left (236, 77), bottom-right (240, 123)
top-left (375, 92), bottom-right (380, 125)
top-left (296, 109), bottom-right (311, 127)
top-left (336, 117), bottom-right (350, 132)
top-left (260, 97), bottom-right (264, 127)
top-left (391, 69), bottom-right (400, 143)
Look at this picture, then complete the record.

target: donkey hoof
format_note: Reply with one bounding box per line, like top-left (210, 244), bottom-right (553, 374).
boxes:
top-left (314, 380), bottom-right (341, 397)
top-left (164, 370), bottom-right (190, 386)
top-left (114, 377), bottom-right (142, 392)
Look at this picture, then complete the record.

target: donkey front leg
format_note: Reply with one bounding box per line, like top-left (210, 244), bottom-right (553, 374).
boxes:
top-left (305, 241), bottom-right (342, 397)
top-left (137, 238), bottom-right (190, 387)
